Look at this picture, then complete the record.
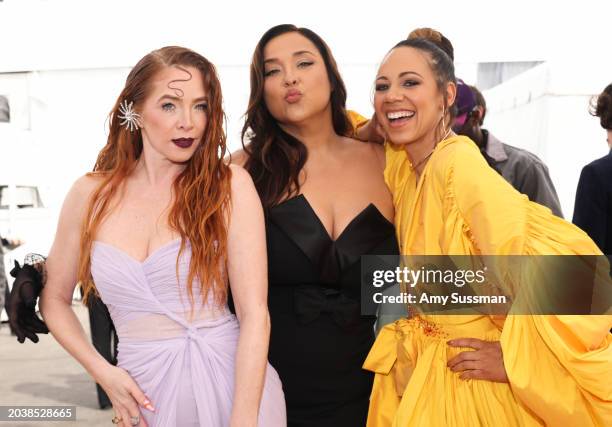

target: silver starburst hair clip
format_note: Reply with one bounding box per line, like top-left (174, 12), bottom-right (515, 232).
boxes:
top-left (117, 100), bottom-right (142, 132)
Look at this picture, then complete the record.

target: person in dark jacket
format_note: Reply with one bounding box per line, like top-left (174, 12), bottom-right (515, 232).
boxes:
top-left (453, 82), bottom-right (564, 217)
top-left (573, 83), bottom-right (612, 257)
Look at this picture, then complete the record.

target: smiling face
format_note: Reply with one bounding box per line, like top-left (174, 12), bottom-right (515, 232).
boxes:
top-left (374, 46), bottom-right (454, 147)
top-left (262, 31), bottom-right (332, 127)
top-left (139, 65), bottom-right (208, 163)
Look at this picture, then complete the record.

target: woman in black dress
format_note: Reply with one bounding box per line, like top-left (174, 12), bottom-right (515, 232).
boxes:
top-left (232, 24), bottom-right (398, 426)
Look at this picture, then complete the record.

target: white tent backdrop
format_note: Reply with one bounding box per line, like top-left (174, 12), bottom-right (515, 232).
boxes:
top-left (0, 0), bottom-right (611, 251)
top-left (483, 59), bottom-right (612, 217)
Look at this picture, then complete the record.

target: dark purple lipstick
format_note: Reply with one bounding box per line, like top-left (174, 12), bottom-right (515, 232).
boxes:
top-left (172, 138), bottom-right (194, 148)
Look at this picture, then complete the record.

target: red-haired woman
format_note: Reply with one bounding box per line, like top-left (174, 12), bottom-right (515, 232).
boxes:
top-left (39, 47), bottom-right (286, 427)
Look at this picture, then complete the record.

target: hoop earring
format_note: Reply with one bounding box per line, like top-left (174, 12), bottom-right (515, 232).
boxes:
top-left (439, 106), bottom-right (451, 142)
top-left (441, 106), bottom-right (446, 132)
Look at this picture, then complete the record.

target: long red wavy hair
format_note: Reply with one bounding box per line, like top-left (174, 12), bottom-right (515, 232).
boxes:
top-left (77, 46), bottom-right (231, 308)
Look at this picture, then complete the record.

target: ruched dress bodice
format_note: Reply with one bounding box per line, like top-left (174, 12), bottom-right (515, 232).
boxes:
top-left (91, 239), bottom-right (286, 427)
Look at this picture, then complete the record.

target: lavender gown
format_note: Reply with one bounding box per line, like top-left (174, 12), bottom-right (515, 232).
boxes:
top-left (90, 239), bottom-right (286, 427)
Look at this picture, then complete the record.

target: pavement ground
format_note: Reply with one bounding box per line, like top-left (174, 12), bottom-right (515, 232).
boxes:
top-left (0, 302), bottom-right (114, 426)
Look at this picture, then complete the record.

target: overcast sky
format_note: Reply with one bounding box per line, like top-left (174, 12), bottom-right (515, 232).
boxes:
top-left (1, 0), bottom-right (610, 72)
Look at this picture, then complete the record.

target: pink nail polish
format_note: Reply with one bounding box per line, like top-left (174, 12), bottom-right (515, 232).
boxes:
top-left (142, 399), bottom-right (155, 412)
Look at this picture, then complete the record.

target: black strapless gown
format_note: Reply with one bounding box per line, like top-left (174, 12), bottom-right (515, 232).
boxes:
top-left (266, 194), bottom-right (399, 427)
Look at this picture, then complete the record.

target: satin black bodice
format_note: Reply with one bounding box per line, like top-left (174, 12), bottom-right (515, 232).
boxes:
top-left (266, 194), bottom-right (399, 327)
top-left (267, 194), bottom-right (398, 287)
top-left (265, 194), bottom-right (399, 426)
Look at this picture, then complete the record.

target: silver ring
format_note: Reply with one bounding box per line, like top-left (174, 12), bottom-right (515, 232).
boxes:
top-left (130, 415), bottom-right (140, 426)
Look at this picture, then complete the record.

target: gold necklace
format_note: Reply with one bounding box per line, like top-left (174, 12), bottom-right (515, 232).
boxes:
top-left (410, 128), bottom-right (452, 171)
top-left (410, 149), bottom-right (435, 170)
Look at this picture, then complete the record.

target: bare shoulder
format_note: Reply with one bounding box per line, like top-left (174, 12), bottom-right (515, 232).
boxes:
top-left (52, 173), bottom-right (105, 247)
top-left (65, 173), bottom-right (105, 209)
top-left (369, 141), bottom-right (386, 168)
top-left (228, 148), bottom-right (249, 167)
top-left (73, 173), bottom-right (104, 192)
top-left (228, 164), bottom-right (257, 198)
top-left (227, 164), bottom-right (262, 219)
top-left (229, 163), bottom-right (253, 184)
top-left (343, 136), bottom-right (385, 169)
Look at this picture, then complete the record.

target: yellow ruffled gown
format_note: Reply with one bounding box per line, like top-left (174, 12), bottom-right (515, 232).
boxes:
top-left (364, 135), bottom-right (612, 426)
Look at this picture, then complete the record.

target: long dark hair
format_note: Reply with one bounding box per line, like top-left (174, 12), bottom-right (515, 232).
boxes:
top-left (241, 24), bottom-right (351, 209)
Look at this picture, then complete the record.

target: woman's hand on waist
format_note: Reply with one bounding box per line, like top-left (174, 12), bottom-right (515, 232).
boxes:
top-left (446, 338), bottom-right (509, 383)
top-left (95, 365), bottom-right (155, 427)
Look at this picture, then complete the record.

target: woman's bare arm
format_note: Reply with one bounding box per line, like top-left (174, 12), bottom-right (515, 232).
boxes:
top-left (226, 164), bottom-right (270, 427)
top-left (40, 176), bottom-right (109, 377)
top-left (40, 176), bottom-right (151, 427)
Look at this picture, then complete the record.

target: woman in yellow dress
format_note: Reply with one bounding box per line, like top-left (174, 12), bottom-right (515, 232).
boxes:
top-left (363, 37), bottom-right (612, 426)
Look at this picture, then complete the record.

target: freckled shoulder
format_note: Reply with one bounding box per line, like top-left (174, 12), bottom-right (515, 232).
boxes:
top-left (56, 173), bottom-right (108, 230)
top-left (228, 163), bottom-right (256, 195)
top-left (227, 164), bottom-right (261, 222)
top-left (71, 173), bottom-right (106, 203)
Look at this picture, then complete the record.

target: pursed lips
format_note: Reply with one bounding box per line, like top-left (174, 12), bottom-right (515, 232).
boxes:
top-left (285, 89), bottom-right (302, 103)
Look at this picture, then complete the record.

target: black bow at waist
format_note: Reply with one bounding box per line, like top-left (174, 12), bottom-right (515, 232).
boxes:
top-left (293, 285), bottom-right (361, 329)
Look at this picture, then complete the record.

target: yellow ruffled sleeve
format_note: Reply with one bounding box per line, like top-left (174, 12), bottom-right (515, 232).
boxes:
top-left (442, 137), bottom-right (530, 255)
top-left (444, 137), bottom-right (612, 425)
top-left (346, 110), bottom-right (369, 136)
top-left (501, 315), bottom-right (612, 425)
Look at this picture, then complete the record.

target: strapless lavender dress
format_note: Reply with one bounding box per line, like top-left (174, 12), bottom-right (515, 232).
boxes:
top-left (90, 239), bottom-right (286, 427)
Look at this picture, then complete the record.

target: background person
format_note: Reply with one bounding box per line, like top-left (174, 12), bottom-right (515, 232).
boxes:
top-left (453, 82), bottom-right (564, 217)
top-left (573, 83), bottom-right (612, 257)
